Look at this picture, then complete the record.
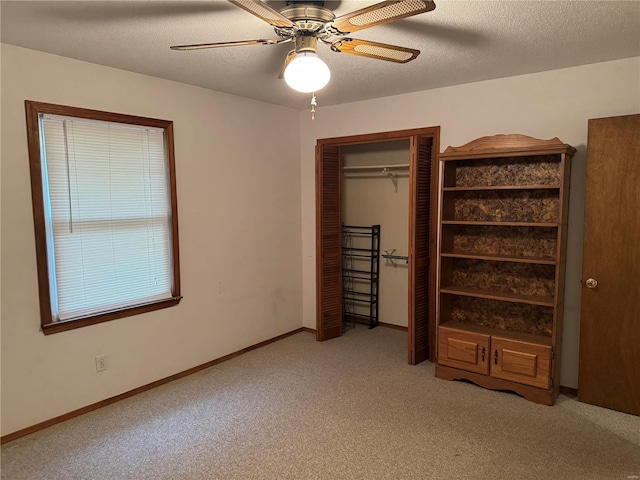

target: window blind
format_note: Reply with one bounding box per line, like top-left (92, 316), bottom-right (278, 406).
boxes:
top-left (39, 114), bottom-right (174, 322)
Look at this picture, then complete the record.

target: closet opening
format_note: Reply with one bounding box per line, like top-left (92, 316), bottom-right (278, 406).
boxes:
top-left (315, 127), bottom-right (440, 365)
top-left (342, 141), bottom-right (409, 332)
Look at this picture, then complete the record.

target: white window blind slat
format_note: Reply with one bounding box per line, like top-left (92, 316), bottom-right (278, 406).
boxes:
top-left (40, 114), bottom-right (174, 322)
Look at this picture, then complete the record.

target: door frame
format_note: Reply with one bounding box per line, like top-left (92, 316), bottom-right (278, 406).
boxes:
top-left (315, 126), bottom-right (440, 363)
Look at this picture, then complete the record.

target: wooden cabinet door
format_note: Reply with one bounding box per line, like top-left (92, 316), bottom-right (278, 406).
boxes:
top-left (438, 326), bottom-right (490, 375)
top-left (579, 114), bottom-right (640, 415)
top-left (491, 337), bottom-right (551, 389)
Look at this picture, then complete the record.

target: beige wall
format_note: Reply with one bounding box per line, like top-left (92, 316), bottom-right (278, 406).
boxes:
top-left (301, 57), bottom-right (640, 388)
top-left (2, 45), bottom-right (639, 435)
top-left (0, 44), bottom-right (302, 436)
top-left (342, 142), bottom-right (410, 327)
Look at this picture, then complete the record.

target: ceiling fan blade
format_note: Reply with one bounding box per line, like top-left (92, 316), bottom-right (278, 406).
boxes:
top-left (228, 0), bottom-right (294, 28)
top-left (331, 38), bottom-right (420, 63)
top-left (330, 0), bottom-right (435, 34)
top-left (170, 38), bottom-right (283, 50)
top-left (278, 50), bottom-right (297, 79)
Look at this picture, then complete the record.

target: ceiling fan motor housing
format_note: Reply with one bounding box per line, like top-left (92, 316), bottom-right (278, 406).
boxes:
top-left (284, 0), bottom-right (325, 7)
top-left (279, 4), bottom-right (335, 34)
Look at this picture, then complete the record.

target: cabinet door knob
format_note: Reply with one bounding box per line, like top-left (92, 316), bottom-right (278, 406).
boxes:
top-left (494, 350), bottom-right (498, 365)
top-left (481, 347), bottom-right (486, 362)
top-left (585, 277), bottom-right (598, 289)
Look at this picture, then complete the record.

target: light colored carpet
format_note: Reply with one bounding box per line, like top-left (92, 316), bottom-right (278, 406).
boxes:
top-left (2, 327), bottom-right (639, 480)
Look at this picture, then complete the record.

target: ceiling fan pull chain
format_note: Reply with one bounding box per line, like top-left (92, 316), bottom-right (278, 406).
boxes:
top-left (311, 93), bottom-right (318, 121)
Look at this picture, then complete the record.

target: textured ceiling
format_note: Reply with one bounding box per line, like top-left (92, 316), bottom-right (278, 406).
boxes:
top-left (1, 1), bottom-right (639, 110)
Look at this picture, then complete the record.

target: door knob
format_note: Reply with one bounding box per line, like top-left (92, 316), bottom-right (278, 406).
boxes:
top-left (585, 278), bottom-right (598, 289)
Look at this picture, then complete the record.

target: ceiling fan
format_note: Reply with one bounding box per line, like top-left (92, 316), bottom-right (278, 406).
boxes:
top-left (170, 0), bottom-right (436, 95)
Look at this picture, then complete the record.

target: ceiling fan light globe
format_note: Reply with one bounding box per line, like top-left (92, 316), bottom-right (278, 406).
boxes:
top-left (283, 52), bottom-right (330, 93)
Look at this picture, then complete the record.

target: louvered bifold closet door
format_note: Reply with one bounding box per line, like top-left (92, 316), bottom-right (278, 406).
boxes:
top-left (408, 135), bottom-right (435, 364)
top-left (316, 144), bottom-right (342, 340)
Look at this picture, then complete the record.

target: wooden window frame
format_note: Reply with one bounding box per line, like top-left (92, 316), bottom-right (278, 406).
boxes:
top-left (25, 100), bottom-right (182, 335)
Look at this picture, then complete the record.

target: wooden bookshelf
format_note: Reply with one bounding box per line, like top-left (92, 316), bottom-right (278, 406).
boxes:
top-left (435, 134), bottom-right (575, 405)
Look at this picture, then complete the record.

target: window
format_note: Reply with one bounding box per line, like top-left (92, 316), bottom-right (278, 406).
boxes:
top-left (26, 101), bottom-right (181, 334)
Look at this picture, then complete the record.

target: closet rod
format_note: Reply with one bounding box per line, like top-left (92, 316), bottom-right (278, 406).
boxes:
top-left (382, 252), bottom-right (409, 264)
top-left (383, 254), bottom-right (409, 261)
top-left (342, 163), bottom-right (409, 171)
top-left (342, 171), bottom-right (409, 177)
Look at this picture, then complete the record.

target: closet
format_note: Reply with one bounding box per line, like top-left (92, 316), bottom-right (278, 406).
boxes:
top-left (342, 141), bottom-right (409, 331)
top-left (315, 127), bottom-right (439, 365)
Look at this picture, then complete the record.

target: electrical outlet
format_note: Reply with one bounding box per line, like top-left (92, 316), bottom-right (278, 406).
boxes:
top-left (95, 355), bottom-right (107, 372)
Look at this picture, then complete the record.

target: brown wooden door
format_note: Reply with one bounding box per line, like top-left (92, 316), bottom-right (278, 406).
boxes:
top-left (578, 114), bottom-right (640, 415)
top-left (408, 135), bottom-right (437, 364)
top-left (316, 144), bottom-right (343, 340)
